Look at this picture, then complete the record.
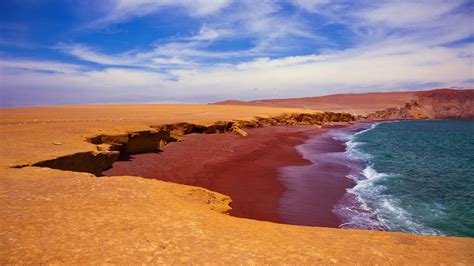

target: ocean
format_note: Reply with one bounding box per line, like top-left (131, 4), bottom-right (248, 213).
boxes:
top-left (333, 120), bottom-right (474, 237)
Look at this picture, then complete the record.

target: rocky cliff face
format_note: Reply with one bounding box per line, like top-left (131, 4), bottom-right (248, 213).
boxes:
top-left (415, 89), bottom-right (474, 119)
top-left (366, 89), bottom-right (474, 120)
top-left (366, 100), bottom-right (428, 120)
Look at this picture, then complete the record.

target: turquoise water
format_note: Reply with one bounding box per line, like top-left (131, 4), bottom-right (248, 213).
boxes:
top-left (343, 120), bottom-right (474, 237)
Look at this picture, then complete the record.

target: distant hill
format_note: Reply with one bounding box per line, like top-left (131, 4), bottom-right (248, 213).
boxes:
top-left (212, 89), bottom-right (474, 119)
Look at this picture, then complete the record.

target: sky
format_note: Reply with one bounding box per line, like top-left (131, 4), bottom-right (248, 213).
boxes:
top-left (0, 0), bottom-right (473, 107)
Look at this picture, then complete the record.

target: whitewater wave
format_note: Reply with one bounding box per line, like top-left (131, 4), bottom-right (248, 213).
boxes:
top-left (344, 123), bottom-right (379, 161)
top-left (335, 122), bottom-right (444, 235)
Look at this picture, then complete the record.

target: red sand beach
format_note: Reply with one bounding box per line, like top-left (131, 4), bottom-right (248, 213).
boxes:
top-left (104, 125), bottom-right (358, 227)
top-left (277, 124), bottom-right (370, 227)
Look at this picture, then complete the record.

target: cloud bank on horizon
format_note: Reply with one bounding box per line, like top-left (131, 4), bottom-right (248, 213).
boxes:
top-left (0, 0), bottom-right (473, 107)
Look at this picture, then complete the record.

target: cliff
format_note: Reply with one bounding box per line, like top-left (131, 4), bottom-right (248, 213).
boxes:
top-left (367, 89), bottom-right (474, 120)
top-left (415, 89), bottom-right (474, 119)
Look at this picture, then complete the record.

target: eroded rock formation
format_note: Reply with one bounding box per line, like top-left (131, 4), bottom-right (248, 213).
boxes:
top-left (366, 100), bottom-right (429, 120)
top-left (415, 89), bottom-right (474, 119)
top-left (366, 89), bottom-right (473, 120)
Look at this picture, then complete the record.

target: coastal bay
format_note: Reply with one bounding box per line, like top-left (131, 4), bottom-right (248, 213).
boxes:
top-left (104, 125), bottom-right (356, 226)
top-left (1, 103), bottom-right (472, 264)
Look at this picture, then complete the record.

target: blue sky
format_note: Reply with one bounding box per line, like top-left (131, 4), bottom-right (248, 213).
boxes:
top-left (1, 0), bottom-right (473, 107)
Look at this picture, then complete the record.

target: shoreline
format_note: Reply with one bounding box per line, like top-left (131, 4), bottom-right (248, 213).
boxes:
top-left (277, 123), bottom-right (372, 227)
top-left (104, 123), bottom-right (366, 227)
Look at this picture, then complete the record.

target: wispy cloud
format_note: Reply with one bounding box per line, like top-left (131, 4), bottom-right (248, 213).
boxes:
top-left (2, 40), bottom-right (472, 105)
top-left (56, 43), bottom-right (141, 66)
top-left (0, 58), bottom-right (86, 74)
top-left (291, 0), bottom-right (333, 13)
top-left (60, 0), bottom-right (329, 67)
top-left (180, 24), bottom-right (233, 41)
top-left (356, 1), bottom-right (463, 28)
top-left (89, 0), bottom-right (232, 28)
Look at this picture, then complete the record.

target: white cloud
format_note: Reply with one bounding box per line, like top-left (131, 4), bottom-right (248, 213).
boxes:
top-left (2, 40), bottom-right (472, 106)
top-left (224, 0), bottom-right (326, 51)
top-left (67, 0), bottom-right (330, 68)
top-left (91, 0), bottom-right (231, 27)
top-left (168, 42), bottom-right (473, 97)
top-left (181, 24), bottom-right (233, 41)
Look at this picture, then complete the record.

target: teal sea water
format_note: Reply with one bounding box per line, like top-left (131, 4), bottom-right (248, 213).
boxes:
top-left (339, 120), bottom-right (474, 237)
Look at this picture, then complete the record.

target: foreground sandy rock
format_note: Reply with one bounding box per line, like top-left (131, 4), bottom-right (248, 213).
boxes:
top-left (1, 104), bottom-right (473, 264)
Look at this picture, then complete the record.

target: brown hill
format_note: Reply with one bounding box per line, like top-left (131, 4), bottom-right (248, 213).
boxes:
top-left (213, 89), bottom-right (474, 119)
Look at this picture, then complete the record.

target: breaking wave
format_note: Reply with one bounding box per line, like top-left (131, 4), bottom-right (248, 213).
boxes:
top-left (334, 122), bottom-right (444, 235)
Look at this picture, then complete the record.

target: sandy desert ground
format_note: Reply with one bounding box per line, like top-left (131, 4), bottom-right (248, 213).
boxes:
top-left (1, 104), bottom-right (473, 264)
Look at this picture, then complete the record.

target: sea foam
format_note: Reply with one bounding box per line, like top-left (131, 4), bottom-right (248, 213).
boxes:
top-left (335, 121), bottom-right (446, 235)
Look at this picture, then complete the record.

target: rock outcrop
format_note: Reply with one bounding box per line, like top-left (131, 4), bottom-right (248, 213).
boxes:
top-left (415, 89), bottom-right (474, 119)
top-left (366, 89), bottom-right (474, 120)
top-left (366, 100), bottom-right (429, 120)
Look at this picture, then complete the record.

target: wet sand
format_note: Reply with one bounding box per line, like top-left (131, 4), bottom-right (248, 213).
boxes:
top-left (277, 124), bottom-right (371, 227)
top-left (104, 125), bottom-right (355, 226)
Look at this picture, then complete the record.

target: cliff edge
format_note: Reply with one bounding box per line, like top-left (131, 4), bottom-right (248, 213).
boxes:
top-left (366, 89), bottom-right (474, 120)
